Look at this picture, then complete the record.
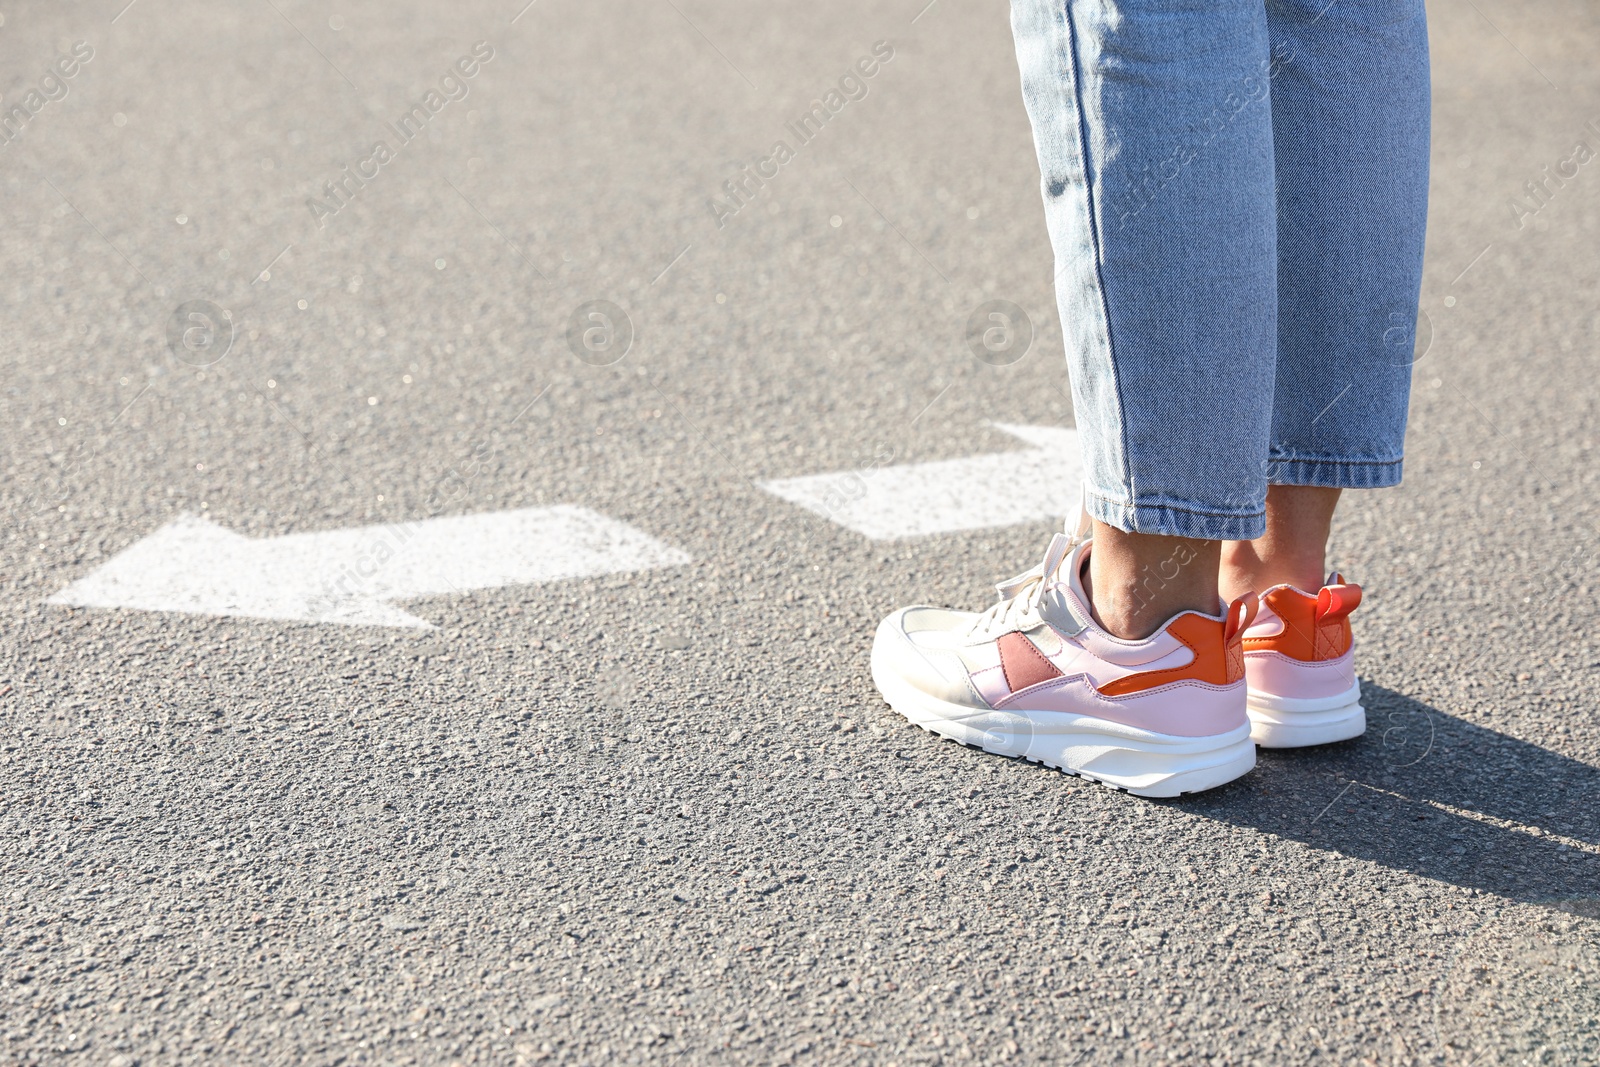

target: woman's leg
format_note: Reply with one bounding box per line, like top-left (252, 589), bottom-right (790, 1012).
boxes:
top-left (1083, 526), bottom-right (1222, 639)
top-left (1010, 0), bottom-right (1280, 636)
top-left (1230, 0), bottom-right (1429, 590)
top-left (1218, 0), bottom-right (1427, 748)
top-left (1220, 484), bottom-right (1340, 597)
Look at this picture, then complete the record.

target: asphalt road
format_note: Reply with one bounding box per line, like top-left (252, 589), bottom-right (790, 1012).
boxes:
top-left (3, 0), bottom-right (1599, 1063)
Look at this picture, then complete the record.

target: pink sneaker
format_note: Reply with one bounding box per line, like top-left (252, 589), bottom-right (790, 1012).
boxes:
top-left (870, 534), bottom-right (1258, 797)
top-left (1242, 576), bottom-right (1366, 747)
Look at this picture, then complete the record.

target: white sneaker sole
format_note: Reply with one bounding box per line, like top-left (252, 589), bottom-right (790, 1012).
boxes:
top-left (1247, 681), bottom-right (1366, 748)
top-left (872, 657), bottom-right (1255, 798)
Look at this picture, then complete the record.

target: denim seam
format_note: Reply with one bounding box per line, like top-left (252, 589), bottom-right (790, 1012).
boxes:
top-left (1058, 2), bottom-right (1132, 503)
top-left (1266, 455), bottom-right (1405, 490)
top-left (1086, 494), bottom-right (1267, 541)
top-left (1085, 486), bottom-right (1265, 522)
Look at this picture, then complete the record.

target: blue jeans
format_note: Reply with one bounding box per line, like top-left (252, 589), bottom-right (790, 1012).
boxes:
top-left (1011, 0), bottom-right (1430, 540)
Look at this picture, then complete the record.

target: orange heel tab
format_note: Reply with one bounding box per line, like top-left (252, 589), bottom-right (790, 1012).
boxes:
top-left (1316, 583), bottom-right (1362, 622)
top-left (1222, 593), bottom-right (1257, 683)
top-left (1225, 593), bottom-right (1259, 644)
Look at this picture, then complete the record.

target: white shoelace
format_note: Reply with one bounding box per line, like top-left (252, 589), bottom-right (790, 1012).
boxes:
top-left (968, 531), bottom-right (1079, 638)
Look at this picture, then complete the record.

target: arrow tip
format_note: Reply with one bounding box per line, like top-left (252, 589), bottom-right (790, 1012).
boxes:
top-left (316, 599), bottom-right (437, 629)
top-left (986, 422), bottom-right (1079, 450)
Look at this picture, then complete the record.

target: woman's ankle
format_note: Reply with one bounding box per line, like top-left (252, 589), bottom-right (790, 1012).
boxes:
top-left (1219, 484), bottom-right (1341, 599)
top-left (1085, 522), bottom-right (1221, 640)
top-left (1219, 541), bottom-right (1326, 600)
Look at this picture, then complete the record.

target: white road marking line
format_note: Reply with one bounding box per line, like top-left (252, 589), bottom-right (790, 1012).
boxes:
top-left (757, 422), bottom-right (1082, 540)
top-left (48, 506), bottom-right (691, 628)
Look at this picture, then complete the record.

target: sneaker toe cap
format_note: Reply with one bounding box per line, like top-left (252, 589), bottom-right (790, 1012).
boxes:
top-left (872, 606), bottom-right (987, 707)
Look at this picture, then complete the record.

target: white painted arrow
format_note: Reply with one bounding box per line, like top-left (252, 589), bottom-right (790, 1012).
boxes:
top-left (48, 506), bottom-right (691, 628)
top-left (757, 423), bottom-right (1081, 540)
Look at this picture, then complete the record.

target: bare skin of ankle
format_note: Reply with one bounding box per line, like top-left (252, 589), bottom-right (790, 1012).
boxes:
top-left (1220, 485), bottom-right (1342, 600)
top-left (1083, 521), bottom-right (1222, 641)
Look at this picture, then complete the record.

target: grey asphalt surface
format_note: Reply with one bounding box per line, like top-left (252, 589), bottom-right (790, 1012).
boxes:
top-left (3, 0), bottom-right (1599, 1063)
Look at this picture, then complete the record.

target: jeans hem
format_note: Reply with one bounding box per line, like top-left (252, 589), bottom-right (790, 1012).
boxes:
top-left (1267, 455), bottom-right (1404, 489)
top-left (1085, 488), bottom-right (1266, 541)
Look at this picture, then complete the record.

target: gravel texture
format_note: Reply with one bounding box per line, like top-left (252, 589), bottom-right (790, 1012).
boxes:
top-left (2, 0), bottom-right (1598, 1063)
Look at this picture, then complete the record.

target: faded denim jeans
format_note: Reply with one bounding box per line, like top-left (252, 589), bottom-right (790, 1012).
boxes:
top-left (1011, 0), bottom-right (1431, 540)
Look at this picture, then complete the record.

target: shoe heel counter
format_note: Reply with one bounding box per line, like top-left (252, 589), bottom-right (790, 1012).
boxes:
top-left (1098, 597), bottom-right (1254, 697)
top-left (1249, 584), bottom-right (1359, 663)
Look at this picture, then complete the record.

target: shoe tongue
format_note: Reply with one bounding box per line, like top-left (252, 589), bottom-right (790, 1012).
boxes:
top-left (1038, 531), bottom-right (1076, 585)
top-left (1039, 537), bottom-right (1096, 635)
top-left (996, 532), bottom-right (1075, 598)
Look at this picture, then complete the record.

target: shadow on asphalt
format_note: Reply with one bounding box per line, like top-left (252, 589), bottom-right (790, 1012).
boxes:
top-left (1193, 685), bottom-right (1600, 912)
